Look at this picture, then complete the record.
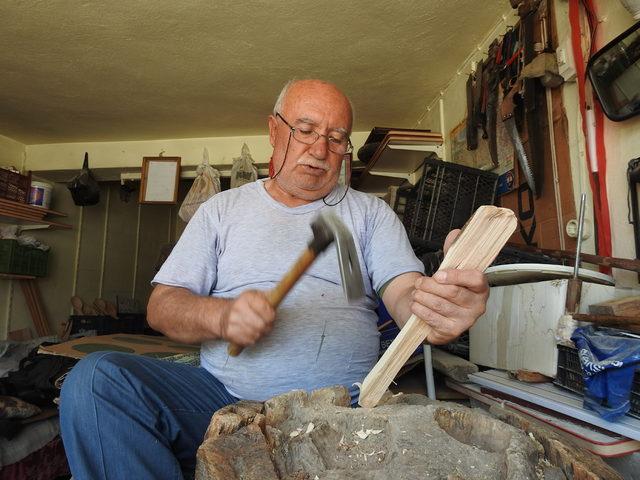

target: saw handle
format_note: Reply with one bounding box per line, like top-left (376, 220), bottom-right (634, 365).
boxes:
top-left (500, 78), bottom-right (522, 121)
top-left (227, 248), bottom-right (318, 357)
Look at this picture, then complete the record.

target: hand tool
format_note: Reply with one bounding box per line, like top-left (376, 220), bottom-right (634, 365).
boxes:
top-left (556, 193), bottom-right (587, 344)
top-left (227, 210), bottom-right (365, 356)
top-left (506, 243), bottom-right (640, 273)
top-left (501, 78), bottom-right (538, 196)
top-left (566, 193), bottom-right (587, 314)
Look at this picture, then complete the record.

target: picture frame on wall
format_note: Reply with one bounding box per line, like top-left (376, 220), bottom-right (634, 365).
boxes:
top-left (139, 156), bottom-right (181, 204)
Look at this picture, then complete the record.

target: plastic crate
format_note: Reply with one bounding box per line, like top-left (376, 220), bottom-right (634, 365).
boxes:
top-left (555, 344), bottom-right (640, 419)
top-left (0, 239), bottom-right (22, 274)
top-left (0, 239), bottom-right (49, 277)
top-left (0, 168), bottom-right (31, 203)
top-left (396, 157), bottom-right (498, 245)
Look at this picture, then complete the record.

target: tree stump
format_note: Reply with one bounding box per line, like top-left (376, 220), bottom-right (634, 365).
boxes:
top-left (195, 386), bottom-right (621, 480)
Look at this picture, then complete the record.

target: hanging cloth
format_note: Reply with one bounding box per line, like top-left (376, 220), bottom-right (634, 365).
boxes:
top-left (230, 143), bottom-right (258, 188)
top-left (178, 147), bottom-right (221, 223)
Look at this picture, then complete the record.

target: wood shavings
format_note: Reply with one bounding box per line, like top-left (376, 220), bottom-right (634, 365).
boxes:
top-left (354, 428), bottom-right (383, 439)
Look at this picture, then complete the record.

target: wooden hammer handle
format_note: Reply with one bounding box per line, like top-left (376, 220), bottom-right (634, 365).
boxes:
top-left (227, 248), bottom-right (318, 357)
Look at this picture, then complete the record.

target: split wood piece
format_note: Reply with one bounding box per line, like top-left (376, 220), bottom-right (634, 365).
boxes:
top-left (359, 205), bottom-right (517, 408)
top-left (573, 313), bottom-right (640, 332)
top-left (430, 348), bottom-right (478, 383)
top-left (589, 296), bottom-right (640, 317)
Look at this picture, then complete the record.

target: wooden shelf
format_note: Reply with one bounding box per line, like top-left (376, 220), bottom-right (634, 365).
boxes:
top-left (354, 133), bottom-right (443, 195)
top-left (0, 272), bottom-right (36, 280)
top-left (0, 197), bottom-right (72, 229)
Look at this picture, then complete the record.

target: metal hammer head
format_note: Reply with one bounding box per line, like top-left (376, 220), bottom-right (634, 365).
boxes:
top-left (310, 211), bottom-right (365, 303)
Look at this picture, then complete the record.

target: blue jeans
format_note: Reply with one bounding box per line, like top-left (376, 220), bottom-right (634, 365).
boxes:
top-left (59, 352), bottom-right (238, 480)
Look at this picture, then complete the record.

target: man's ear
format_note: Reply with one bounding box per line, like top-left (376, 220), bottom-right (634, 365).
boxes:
top-left (268, 115), bottom-right (278, 147)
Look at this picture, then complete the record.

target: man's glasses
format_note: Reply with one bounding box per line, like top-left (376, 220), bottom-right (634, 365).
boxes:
top-left (276, 112), bottom-right (352, 155)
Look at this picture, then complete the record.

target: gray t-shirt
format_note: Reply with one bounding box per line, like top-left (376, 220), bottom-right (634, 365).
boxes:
top-left (153, 179), bottom-right (423, 401)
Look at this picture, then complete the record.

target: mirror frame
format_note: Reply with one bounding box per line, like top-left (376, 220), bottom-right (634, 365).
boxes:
top-left (587, 20), bottom-right (640, 122)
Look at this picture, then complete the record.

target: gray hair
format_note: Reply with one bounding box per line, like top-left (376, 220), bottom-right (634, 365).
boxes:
top-left (272, 79), bottom-right (355, 124)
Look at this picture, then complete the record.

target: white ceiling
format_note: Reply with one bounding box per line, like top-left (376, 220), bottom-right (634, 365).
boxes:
top-left (0, 1), bottom-right (509, 145)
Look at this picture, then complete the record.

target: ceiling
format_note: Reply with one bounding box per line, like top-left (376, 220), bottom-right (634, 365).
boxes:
top-left (0, 1), bottom-right (509, 145)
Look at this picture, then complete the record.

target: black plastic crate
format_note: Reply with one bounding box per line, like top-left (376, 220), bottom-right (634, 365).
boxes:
top-left (555, 344), bottom-right (640, 419)
top-left (396, 157), bottom-right (498, 245)
top-left (0, 238), bottom-right (49, 277)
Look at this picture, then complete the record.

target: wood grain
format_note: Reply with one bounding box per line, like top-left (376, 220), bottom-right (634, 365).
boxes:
top-left (358, 205), bottom-right (517, 408)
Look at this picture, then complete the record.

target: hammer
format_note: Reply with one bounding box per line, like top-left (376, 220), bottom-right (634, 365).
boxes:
top-left (227, 211), bottom-right (365, 356)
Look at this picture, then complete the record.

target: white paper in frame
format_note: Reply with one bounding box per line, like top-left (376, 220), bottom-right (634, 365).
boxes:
top-left (139, 157), bottom-right (181, 204)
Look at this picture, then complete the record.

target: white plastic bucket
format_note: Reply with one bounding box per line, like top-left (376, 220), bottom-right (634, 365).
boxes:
top-left (28, 181), bottom-right (53, 209)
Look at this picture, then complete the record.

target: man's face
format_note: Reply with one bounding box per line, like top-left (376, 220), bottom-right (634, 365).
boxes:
top-left (268, 81), bottom-right (352, 202)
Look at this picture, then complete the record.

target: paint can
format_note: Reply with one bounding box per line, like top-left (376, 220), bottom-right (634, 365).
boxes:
top-left (28, 180), bottom-right (53, 209)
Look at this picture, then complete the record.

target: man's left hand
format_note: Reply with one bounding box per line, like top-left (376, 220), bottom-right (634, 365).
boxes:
top-left (411, 268), bottom-right (489, 345)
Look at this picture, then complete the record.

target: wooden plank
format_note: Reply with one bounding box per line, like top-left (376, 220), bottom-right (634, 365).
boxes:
top-left (430, 348), bottom-right (479, 383)
top-left (19, 279), bottom-right (50, 336)
top-left (572, 313), bottom-right (640, 332)
top-left (470, 370), bottom-right (640, 441)
top-left (507, 243), bottom-right (640, 273)
top-left (0, 273), bottom-right (36, 280)
top-left (358, 205), bottom-right (517, 408)
top-left (0, 197), bottom-right (68, 217)
top-left (589, 296), bottom-right (640, 317)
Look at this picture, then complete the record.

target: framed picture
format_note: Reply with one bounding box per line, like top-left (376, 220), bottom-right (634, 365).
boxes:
top-left (139, 156), bottom-right (181, 204)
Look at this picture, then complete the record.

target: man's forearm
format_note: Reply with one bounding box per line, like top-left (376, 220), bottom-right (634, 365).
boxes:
top-left (147, 284), bottom-right (229, 344)
top-left (381, 272), bottom-right (421, 329)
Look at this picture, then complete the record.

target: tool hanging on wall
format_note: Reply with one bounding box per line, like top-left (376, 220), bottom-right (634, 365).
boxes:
top-left (628, 158), bottom-right (640, 277)
top-left (483, 40), bottom-right (501, 168)
top-left (466, 59), bottom-right (486, 152)
top-left (566, 193), bottom-right (587, 313)
top-left (501, 78), bottom-right (537, 196)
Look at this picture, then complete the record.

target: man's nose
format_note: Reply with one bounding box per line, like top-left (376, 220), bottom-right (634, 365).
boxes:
top-left (308, 134), bottom-right (329, 158)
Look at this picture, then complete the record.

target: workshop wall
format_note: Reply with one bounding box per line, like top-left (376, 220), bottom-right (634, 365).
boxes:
top-left (418, 6), bottom-right (582, 251)
top-left (420, 0), bottom-right (640, 287)
top-left (3, 122), bottom-right (369, 339)
top-left (23, 131), bottom-right (370, 172)
top-left (0, 134), bottom-right (24, 168)
top-left (554, 0), bottom-right (639, 286)
top-left (0, 134), bottom-right (26, 339)
top-left (589, 1), bottom-right (639, 286)
top-left (4, 180), bottom-right (188, 336)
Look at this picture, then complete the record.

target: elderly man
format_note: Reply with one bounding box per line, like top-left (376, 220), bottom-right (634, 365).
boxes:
top-left (60, 79), bottom-right (488, 479)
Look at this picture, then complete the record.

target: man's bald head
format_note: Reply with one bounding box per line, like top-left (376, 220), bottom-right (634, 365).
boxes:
top-left (273, 79), bottom-right (353, 133)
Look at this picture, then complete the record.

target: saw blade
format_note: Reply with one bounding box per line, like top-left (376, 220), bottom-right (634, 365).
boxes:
top-left (504, 117), bottom-right (537, 196)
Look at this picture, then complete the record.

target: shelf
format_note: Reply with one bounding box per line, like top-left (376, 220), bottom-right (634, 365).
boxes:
top-left (28, 164), bottom-right (270, 184)
top-left (120, 164), bottom-right (270, 184)
top-left (0, 197), bottom-right (72, 229)
top-left (355, 133), bottom-right (443, 195)
top-left (0, 272), bottom-right (36, 280)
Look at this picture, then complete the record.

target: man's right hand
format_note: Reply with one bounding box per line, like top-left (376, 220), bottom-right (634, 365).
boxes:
top-left (219, 290), bottom-right (276, 347)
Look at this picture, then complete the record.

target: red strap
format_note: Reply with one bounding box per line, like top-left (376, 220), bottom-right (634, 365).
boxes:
top-left (568, 0), bottom-right (612, 262)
